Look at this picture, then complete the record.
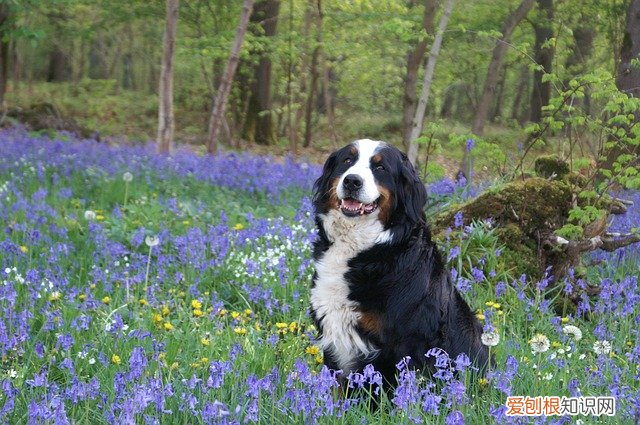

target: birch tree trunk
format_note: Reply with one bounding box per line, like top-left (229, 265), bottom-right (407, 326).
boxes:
top-left (406, 0), bottom-right (454, 166)
top-left (402, 0), bottom-right (438, 151)
top-left (157, 0), bottom-right (179, 154)
top-left (206, 0), bottom-right (255, 154)
top-left (471, 0), bottom-right (535, 136)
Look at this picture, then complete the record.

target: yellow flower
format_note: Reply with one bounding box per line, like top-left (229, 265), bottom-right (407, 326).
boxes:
top-left (561, 317), bottom-right (569, 324)
top-left (231, 311), bottom-right (241, 320)
top-left (497, 310), bottom-right (504, 316)
top-left (244, 309), bottom-right (253, 317)
top-left (552, 341), bottom-right (562, 349)
top-left (48, 291), bottom-right (62, 302)
top-left (20, 246), bottom-right (28, 253)
top-left (163, 321), bottom-right (174, 331)
top-left (162, 305), bottom-right (170, 316)
top-left (191, 299), bottom-right (202, 310)
top-left (182, 220), bottom-right (190, 225)
top-left (306, 345), bottom-right (320, 356)
top-left (78, 294), bottom-right (86, 301)
top-left (275, 322), bottom-right (288, 329)
top-left (193, 309), bottom-right (203, 317)
top-left (139, 298), bottom-right (148, 306)
top-left (153, 313), bottom-right (162, 324)
top-left (234, 327), bottom-right (247, 335)
top-left (111, 354), bottom-right (121, 365)
top-left (485, 301), bottom-right (494, 307)
top-left (315, 355), bottom-right (323, 364)
top-left (90, 283), bottom-right (96, 289)
top-left (201, 357), bottom-right (209, 364)
top-left (479, 378), bottom-right (488, 387)
top-left (493, 303), bottom-right (501, 309)
top-left (96, 215), bottom-right (105, 221)
top-left (170, 362), bottom-right (179, 370)
top-left (201, 338), bottom-right (210, 346)
top-left (476, 313), bottom-right (485, 321)
top-left (102, 296), bottom-right (110, 305)
top-left (219, 309), bottom-right (228, 317)
top-left (254, 322), bottom-right (261, 331)
top-left (233, 223), bottom-right (244, 230)
top-left (158, 352), bottom-right (166, 361)
top-left (289, 322), bottom-right (298, 333)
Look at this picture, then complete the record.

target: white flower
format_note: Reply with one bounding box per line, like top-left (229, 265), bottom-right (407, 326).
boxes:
top-left (84, 210), bottom-right (96, 221)
top-left (8, 369), bottom-right (17, 378)
top-left (122, 172), bottom-right (133, 182)
top-left (481, 330), bottom-right (500, 347)
top-left (593, 340), bottom-right (612, 356)
top-left (529, 333), bottom-right (550, 354)
top-left (145, 235), bottom-right (160, 247)
top-left (88, 358), bottom-right (96, 365)
top-left (562, 325), bottom-right (583, 341)
top-left (543, 373), bottom-right (553, 380)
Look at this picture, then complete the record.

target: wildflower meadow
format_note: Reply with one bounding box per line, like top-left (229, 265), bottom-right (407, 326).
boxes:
top-left (1, 128), bottom-right (639, 424)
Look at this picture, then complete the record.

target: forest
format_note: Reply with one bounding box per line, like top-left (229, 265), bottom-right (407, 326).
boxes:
top-left (0, 0), bottom-right (640, 423)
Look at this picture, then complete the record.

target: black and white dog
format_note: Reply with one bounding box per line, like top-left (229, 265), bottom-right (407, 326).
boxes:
top-left (310, 139), bottom-right (488, 386)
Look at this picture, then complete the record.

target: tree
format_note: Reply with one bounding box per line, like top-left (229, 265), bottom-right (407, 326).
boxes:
top-left (601, 0), bottom-right (640, 170)
top-left (471, 0), bottom-right (535, 136)
top-left (242, 0), bottom-right (280, 146)
top-left (157, 0), bottom-right (179, 154)
top-left (529, 0), bottom-right (554, 124)
top-left (402, 0), bottom-right (438, 151)
top-left (0, 3), bottom-right (10, 105)
top-left (206, 0), bottom-right (255, 154)
top-left (407, 0), bottom-right (455, 166)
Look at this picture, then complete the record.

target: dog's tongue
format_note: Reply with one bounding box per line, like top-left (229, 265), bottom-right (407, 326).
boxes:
top-left (342, 198), bottom-right (362, 209)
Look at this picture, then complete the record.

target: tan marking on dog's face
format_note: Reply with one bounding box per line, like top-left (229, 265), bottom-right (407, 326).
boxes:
top-left (372, 153), bottom-right (382, 164)
top-left (324, 177), bottom-right (340, 211)
top-left (376, 185), bottom-right (393, 224)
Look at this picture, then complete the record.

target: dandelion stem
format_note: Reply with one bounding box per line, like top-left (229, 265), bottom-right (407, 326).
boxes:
top-left (123, 181), bottom-right (129, 208)
top-left (144, 245), bottom-right (153, 289)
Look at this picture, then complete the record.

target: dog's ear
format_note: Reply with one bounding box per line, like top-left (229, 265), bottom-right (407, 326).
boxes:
top-left (312, 150), bottom-right (339, 207)
top-left (399, 152), bottom-right (427, 224)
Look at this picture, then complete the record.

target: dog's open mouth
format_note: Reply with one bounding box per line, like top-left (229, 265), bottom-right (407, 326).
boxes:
top-left (339, 198), bottom-right (379, 217)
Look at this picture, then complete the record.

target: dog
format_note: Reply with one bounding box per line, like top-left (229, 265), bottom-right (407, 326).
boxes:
top-left (310, 139), bottom-right (489, 386)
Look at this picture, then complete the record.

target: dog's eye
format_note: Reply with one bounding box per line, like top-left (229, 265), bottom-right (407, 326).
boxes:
top-left (375, 164), bottom-right (385, 171)
top-left (344, 158), bottom-right (353, 165)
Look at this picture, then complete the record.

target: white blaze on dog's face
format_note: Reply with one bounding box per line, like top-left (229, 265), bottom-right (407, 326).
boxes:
top-left (335, 139), bottom-right (384, 217)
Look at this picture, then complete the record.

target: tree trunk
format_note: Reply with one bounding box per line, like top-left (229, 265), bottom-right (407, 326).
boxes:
top-left (402, 0), bottom-right (438, 150)
top-left (0, 4), bottom-right (9, 106)
top-left (511, 64), bottom-right (529, 124)
top-left (407, 0), bottom-right (455, 166)
top-left (601, 0), bottom-right (640, 170)
top-left (490, 66), bottom-right (507, 122)
top-left (303, 34), bottom-right (320, 148)
top-left (157, 0), bottom-right (179, 154)
top-left (321, 55), bottom-right (338, 149)
top-left (289, 1), bottom-right (314, 153)
top-left (529, 0), bottom-right (555, 124)
top-left (243, 0), bottom-right (280, 146)
top-left (471, 0), bottom-right (535, 136)
top-left (206, 0), bottom-right (255, 154)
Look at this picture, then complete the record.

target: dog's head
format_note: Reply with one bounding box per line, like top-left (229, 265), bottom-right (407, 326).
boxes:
top-left (313, 139), bottom-right (427, 232)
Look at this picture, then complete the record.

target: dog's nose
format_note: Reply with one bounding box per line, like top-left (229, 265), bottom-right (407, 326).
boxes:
top-left (343, 174), bottom-right (363, 192)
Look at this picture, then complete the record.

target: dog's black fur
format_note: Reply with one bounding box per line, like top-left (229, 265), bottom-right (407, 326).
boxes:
top-left (310, 142), bottom-right (489, 386)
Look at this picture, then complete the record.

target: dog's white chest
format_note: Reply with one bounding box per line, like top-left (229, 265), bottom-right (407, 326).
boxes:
top-left (310, 211), bottom-right (387, 372)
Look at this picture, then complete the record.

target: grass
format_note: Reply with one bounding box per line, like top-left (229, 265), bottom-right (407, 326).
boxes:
top-left (0, 129), bottom-right (638, 423)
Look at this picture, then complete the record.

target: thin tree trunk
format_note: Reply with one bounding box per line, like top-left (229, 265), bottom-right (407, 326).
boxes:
top-left (402, 0), bottom-right (438, 150)
top-left (407, 0), bottom-right (455, 166)
top-left (242, 0), bottom-right (280, 146)
top-left (0, 4), bottom-right (9, 106)
top-left (601, 0), bottom-right (640, 170)
top-left (157, 0), bottom-right (179, 154)
top-left (529, 0), bottom-right (554, 124)
top-left (303, 11), bottom-right (320, 148)
top-left (321, 55), bottom-right (337, 149)
top-left (511, 64), bottom-right (529, 123)
top-left (472, 0), bottom-right (535, 136)
top-left (206, 0), bottom-right (254, 154)
top-left (290, 0), bottom-right (314, 152)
